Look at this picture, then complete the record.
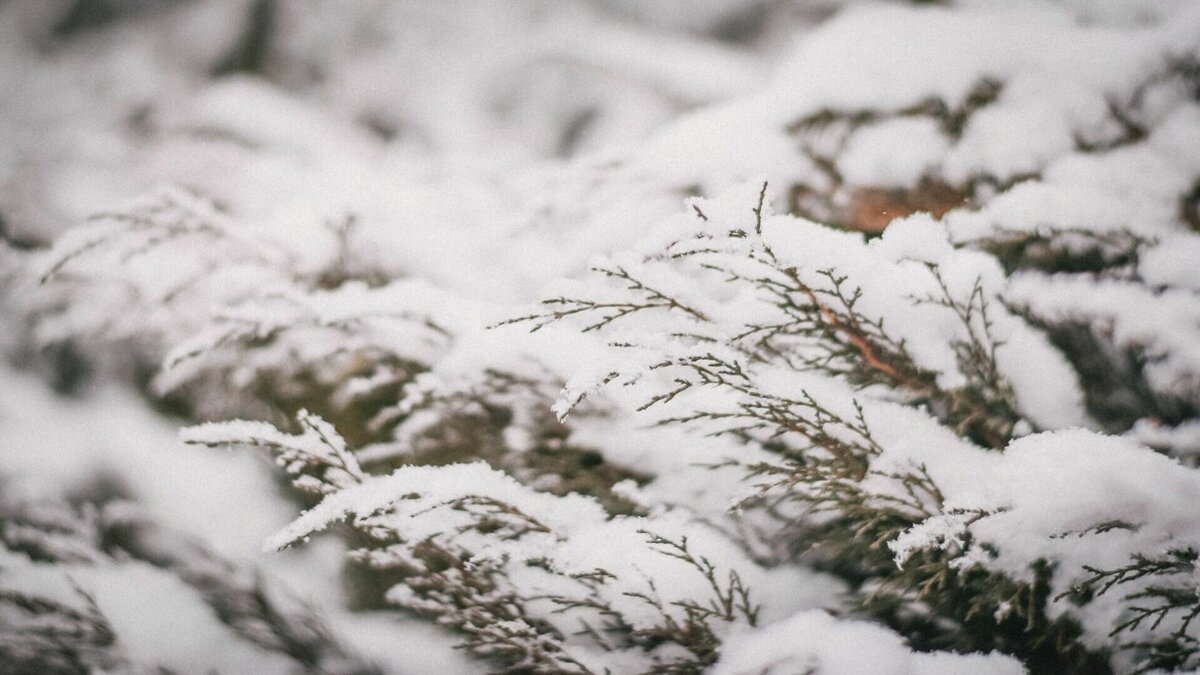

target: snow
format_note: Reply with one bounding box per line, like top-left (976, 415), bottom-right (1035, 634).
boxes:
top-left (712, 610), bottom-right (1024, 675)
top-left (81, 563), bottom-right (298, 673)
top-left (893, 428), bottom-right (1200, 653)
top-left (0, 368), bottom-right (290, 559)
top-left (839, 118), bottom-right (951, 189)
top-left (3, 0), bottom-right (1200, 672)
top-left (1141, 234), bottom-right (1200, 290)
top-left (1007, 273), bottom-right (1200, 399)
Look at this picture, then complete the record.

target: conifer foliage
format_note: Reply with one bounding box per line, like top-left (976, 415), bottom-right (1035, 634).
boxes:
top-left (3, 1), bottom-right (1200, 673)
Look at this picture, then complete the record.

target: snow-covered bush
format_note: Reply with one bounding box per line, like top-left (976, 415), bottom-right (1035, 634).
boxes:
top-left (5, 1), bottom-right (1200, 673)
top-left (159, 167), bottom-right (1187, 672)
top-left (0, 365), bottom-right (386, 674)
top-left (0, 493), bottom-right (375, 674)
top-left (188, 170), bottom-right (1198, 672)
